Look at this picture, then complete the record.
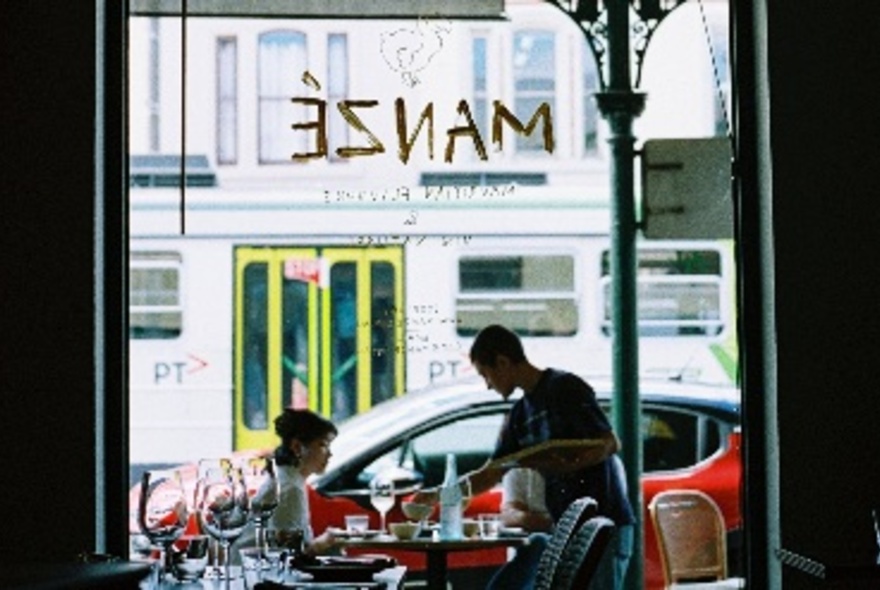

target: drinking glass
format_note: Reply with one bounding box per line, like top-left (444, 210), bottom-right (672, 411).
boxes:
top-left (369, 471), bottom-right (396, 534)
top-left (195, 458), bottom-right (232, 580)
top-left (265, 527), bottom-right (304, 578)
top-left (461, 476), bottom-right (473, 513)
top-left (138, 468), bottom-right (188, 583)
top-left (197, 465), bottom-right (249, 585)
top-left (242, 456), bottom-right (280, 568)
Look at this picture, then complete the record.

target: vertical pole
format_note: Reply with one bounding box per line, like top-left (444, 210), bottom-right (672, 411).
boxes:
top-left (594, 1), bottom-right (645, 589)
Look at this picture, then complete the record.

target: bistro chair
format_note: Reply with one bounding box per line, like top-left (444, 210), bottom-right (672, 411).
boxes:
top-left (648, 489), bottom-right (745, 589)
top-left (551, 515), bottom-right (616, 589)
top-left (533, 496), bottom-right (598, 590)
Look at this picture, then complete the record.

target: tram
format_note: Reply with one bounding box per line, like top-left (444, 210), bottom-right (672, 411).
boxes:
top-left (128, 184), bottom-right (738, 468)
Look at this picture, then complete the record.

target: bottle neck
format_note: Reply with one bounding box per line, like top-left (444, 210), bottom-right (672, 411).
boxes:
top-left (442, 455), bottom-right (458, 487)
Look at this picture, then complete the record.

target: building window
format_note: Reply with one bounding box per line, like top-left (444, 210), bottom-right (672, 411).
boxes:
top-left (472, 35), bottom-right (489, 144)
top-left (216, 36), bottom-right (238, 165)
top-left (258, 30), bottom-right (307, 163)
top-left (456, 254), bottom-right (578, 336)
top-left (512, 30), bottom-right (555, 154)
top-left (582, 40), bottom-right (600, 155)
top-left (327, 33), bottom-right (349, 162)
top-left (130, 252), bottom-right (183, 339)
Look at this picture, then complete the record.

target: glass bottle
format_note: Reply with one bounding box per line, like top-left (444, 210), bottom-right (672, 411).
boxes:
top-left (438, 453), bottom-right (463, 540)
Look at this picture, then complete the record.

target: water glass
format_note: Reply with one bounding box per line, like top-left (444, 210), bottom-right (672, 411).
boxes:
top-left (478, 513), bottom-right (501, 538)
top-left (345, 514), bottom-right (369, 534)
top-left (170, 535), bottom-right (210, 582)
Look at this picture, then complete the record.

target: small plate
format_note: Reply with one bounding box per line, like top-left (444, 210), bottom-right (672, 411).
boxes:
top-left (499, 527), bottom-right (527, 537)
top-left (295, 555), bottom-right (396, 582)
top-left (328, 527), bottom-right (384, 539)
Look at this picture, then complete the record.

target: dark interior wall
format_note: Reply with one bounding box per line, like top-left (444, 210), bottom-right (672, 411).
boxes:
top-left (1, 2), bottom-right (99, 562)
top-left (764, 2), bottom-right (880, 587)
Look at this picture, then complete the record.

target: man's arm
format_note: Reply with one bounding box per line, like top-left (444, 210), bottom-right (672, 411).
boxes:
top-left (500, 499), bottom-right (553, 532)
top-left (517, 430), bottom-right (620, 473)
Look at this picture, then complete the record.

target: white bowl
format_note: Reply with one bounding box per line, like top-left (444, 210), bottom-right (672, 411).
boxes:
top-left (389, 521), bottom-right (421, 540)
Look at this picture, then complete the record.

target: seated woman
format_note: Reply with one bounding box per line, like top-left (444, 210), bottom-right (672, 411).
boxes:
top-left (232, 409), bottom-right (340, 560)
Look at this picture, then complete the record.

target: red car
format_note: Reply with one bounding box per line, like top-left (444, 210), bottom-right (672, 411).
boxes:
top-left (130, 376), bottom-right (741, 588)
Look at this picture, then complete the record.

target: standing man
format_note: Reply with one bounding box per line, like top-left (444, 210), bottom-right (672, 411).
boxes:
top-left (414, 324), bottom-right (634, 589)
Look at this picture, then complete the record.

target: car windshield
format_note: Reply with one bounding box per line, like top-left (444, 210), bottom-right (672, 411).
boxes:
top-left (322, 377), bottom-right (498, 473)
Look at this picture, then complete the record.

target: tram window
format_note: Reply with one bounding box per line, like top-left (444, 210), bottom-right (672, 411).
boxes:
top-left (129, 251), bottom-right (182, 339)
top-left (600, 249), bottom-right (724, 337)
top-left (456, 254), bottom-right (577, 336)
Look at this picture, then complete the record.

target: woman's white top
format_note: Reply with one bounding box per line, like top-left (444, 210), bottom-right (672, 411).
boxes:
top-left (229, 464), bottom-right (312, 560)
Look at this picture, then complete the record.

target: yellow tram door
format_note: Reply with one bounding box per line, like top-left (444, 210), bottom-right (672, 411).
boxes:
top-left (233, 246), bottom-right (405, 451)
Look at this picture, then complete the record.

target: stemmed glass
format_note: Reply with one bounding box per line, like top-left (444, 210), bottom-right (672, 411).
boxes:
top-left (197, 464), bottom-right (249, 585)
top-left (138, 468), bottom-right (189, 583)
top-left (369, 471), bottom-right (396, 534)
top-left (194, 458), bottom-right (232, 580)
top-left (242, 456), bottom-right (280, 567)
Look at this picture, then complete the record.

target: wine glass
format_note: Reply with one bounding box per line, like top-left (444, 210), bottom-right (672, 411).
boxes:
top-left (194, 458), bottom-right (232, 580)
top-left (138, 468), bottom-right (188, 583)
top-left (369, 471), bottom-right (396, 534)
top-left (242, 456), bottom-right (280, 568)
top-left (197, 465), bottom-right (249, 585)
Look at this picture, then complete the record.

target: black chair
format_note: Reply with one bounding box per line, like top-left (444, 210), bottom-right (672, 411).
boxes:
top-left (533, 496), bottom-right (599, 590)
top-left (552, 516), bottom-right (616, 590)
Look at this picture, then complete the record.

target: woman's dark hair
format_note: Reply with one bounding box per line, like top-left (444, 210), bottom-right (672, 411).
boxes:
top-left (469, 324), bottom-right (526, 367)
top-left (273, 409), bottom-right (337, 466)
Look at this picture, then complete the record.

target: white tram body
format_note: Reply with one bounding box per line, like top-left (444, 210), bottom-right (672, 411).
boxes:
top-left (129, 186), bottom-right (737, 466)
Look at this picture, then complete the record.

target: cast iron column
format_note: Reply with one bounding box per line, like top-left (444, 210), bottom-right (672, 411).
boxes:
top-left (595, 2), bottom-right (646, 589)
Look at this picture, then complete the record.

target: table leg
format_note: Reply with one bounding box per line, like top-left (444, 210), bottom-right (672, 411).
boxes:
top-left (425, 551), bottom-right (448, 590)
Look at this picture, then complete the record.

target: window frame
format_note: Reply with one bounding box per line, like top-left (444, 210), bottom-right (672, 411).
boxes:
top-left (216, 35), bottom-right (238, 165)
top-left (257, 29), bottom-right (308, 164)
top-left (599, 248), bottom-right (727, 338)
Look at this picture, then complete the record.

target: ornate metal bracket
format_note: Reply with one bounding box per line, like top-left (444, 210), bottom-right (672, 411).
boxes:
top-left (547, 0), bottom-right (688, 89)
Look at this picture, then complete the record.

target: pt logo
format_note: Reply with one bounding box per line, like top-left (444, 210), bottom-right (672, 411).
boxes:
top-left (154, 353), bottom-right (209, 384)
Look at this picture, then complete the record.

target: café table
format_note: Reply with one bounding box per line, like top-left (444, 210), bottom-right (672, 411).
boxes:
top-left (145, 563), bottom-right (407, 589)
top-left (341, 534), bottom-right (530, 590)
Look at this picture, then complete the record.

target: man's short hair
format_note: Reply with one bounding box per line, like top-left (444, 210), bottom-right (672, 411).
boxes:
top-left (469, 324), bottom-right (527, 366)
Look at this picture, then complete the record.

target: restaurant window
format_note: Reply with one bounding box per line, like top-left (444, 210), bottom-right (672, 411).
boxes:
top-left (512, 30), bottom-right (555, 154)
top-left (456, 254), bottom-right (578, 337)
top-left (258, 30), bottom-right (307, 163)
top-left (600, 248), bottom-right (724, 336)
top-left (129, 251), bottom-right (183, 339)
top-left (216, 36), bottom-right (238, 165)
